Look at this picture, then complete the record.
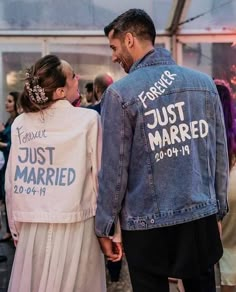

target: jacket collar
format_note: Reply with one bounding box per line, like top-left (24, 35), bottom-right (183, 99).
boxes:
top-left (50, 99), bottom-right (72, 109)
top-left (129, 47), bottom-right (176, 73)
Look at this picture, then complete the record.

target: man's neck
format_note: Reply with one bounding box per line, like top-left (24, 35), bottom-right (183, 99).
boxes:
top-left (132, 44), bottom-right (154, 63)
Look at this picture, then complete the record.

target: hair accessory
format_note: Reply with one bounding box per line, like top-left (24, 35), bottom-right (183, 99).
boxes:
top-left (25, 71), bottom-right (49, 104)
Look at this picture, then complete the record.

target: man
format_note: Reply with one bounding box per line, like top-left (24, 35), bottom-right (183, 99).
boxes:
top-left (95, 9), bottom-right (228, 292)
top-left (88, 73), bottom-right (113, 114)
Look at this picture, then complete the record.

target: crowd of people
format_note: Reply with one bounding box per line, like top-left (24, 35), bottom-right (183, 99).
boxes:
top-left (0, 8), bottom-right (235, 292)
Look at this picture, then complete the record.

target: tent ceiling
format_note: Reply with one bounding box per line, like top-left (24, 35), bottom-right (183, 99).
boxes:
top-left (0, 0), bottom-right (235, 36)
top-left (179, 0), bottom-right (236, 33)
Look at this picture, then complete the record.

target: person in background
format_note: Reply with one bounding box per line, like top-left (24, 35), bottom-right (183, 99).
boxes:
top-left (0, 151), bottom-right (4, 170)
top-left (88, 73), bottom-right (113, 114)
top-left (95, 9), bottom-right (228, 292)
top-left (0, 91), bottom-right (20, 242)
top-left (85, 82), bottom-right (96, 105)
top-left (216, 79), bottom-right (236, 292)
top-left (16, 93), bottom-right (24, 115)
top-left (5, 54), bottom-right (107, 292)
top-left (0, 149), bottom-right (7, 263)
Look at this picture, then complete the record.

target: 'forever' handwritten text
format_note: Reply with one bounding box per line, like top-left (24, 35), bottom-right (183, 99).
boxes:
top-left (17, 126), bottom-right (47, 144)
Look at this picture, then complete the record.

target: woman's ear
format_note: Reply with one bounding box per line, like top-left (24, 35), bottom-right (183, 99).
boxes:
top-left (55, 87), bottom-right (66, 99)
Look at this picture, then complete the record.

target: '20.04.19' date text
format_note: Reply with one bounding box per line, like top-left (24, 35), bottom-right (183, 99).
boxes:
top-left (155, 145), bottom-right (190, 163)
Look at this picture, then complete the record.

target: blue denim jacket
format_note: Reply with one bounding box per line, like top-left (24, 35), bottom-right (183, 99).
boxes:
top-left (95, 48), bottom-right (228, 237)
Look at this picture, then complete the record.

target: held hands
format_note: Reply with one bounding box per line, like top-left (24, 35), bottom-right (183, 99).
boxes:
top-left (98, 237), bottom-right (123, 262)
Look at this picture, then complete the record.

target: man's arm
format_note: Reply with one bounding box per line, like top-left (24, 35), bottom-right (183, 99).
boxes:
top-left (214, 91), bottom-right (229, 220)
top-left (95, 87), bottom-right (132, 238)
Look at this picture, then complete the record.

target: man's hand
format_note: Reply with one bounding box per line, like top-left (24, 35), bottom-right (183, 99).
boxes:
top-left (98, 237), bottom-right (123, 262)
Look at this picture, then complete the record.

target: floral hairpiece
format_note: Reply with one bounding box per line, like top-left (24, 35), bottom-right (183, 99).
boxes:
top-left (25, 71), bottom-right (49, 104)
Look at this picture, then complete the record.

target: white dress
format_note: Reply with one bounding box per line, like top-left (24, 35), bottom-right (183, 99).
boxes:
top-left (8, 217), bottom-right (106, 292)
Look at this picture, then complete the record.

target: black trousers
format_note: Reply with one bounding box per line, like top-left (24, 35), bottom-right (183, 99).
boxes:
top-left (122, 220), bottom-right (220, 292)
top-left (182, 267), bottom-right (216, 292)
top-left (122, 270), bottom-right (216, 292)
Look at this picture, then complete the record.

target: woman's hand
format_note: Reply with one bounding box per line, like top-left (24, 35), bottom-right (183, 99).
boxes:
top-left (0, 123), bottom-right (5, 132)
top-left (0, 142), bottom-right (7, 149)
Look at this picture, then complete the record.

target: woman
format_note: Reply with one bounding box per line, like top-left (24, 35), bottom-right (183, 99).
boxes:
top-left (5, 55), bottom-right (106, 292)
top-left (215, 79), bottom-right (236, 292)
top-left (0, 91), bottom-right (20, 241)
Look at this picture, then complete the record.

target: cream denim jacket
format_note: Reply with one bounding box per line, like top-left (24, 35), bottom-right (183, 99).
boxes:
top-left (5, 100), bottom-right (102, 241)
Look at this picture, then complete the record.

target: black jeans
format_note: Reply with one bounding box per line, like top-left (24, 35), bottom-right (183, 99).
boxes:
top-left (182, 267), bottom-right (216, 292)
top-left (122, 227), bottom-right (217, 292)
top-left (124, 265), bottom-right (216, 292)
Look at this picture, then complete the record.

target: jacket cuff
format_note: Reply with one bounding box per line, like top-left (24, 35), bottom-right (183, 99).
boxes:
top-left (217, 210), bottom-right (228, 221)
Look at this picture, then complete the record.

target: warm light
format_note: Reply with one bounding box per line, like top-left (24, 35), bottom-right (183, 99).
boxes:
top-left (6, 71), bottom-right (18, 86)
top-left (230, 64), bottom-right (236, 73)
top-left (230, 76), bottom-right (236, 85)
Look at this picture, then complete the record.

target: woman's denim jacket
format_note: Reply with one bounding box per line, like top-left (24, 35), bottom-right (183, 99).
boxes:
top-left (95, 48), bottom-right (229, 237)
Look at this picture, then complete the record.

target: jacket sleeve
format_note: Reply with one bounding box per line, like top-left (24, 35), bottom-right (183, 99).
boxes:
top-left (214, 92), bottom-right (229, 220)
top-left (89, 113), bottom-right (102, 195)
top-left (95, 88), bottom-right (132, 237)
top-left (5, 147), bottom-right (20, 241)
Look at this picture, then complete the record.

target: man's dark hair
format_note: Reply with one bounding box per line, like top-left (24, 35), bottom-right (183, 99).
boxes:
top-left (104, 9), bottom-right (156, 45)
top-left (85, 82), bottom-right (93, 93)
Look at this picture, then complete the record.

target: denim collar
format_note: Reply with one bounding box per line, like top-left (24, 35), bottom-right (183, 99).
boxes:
top-left (129, 47), bottom-right (176, 73)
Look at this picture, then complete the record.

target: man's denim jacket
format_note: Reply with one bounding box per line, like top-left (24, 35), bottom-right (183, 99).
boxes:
top-left (95, 48), bottom-right (229, 237)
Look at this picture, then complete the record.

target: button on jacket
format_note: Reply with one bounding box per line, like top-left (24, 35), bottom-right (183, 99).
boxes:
top-left (5, 100), bottom-right (102, 241)
top-left (95, 48), bottom-right (228, 237)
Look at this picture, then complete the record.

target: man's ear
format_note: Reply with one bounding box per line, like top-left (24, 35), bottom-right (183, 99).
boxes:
top-left (125, 32), bottom-right (134, 48)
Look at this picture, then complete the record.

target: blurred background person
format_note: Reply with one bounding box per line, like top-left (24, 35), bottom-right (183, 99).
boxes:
top-left (0, 151), bottom-right (4, 170)
top-left (78, 82), bottom-right (94, 107)
top-left (87, 73), bottom-right (113, 114)
top-left (216, 79), bottom-right (236, 292)
top-left (0, 91), bottom-right (20, 242)
top-left (0, 148), bottom-right (7, 263)
top-left (16, 92), bottom-right (24, 115)
top-left (85, 82), bottom-right (96, 106)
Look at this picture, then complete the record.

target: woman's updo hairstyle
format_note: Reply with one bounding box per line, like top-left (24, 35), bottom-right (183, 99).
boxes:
top-left (21, 55), bottom-right (67, 113)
